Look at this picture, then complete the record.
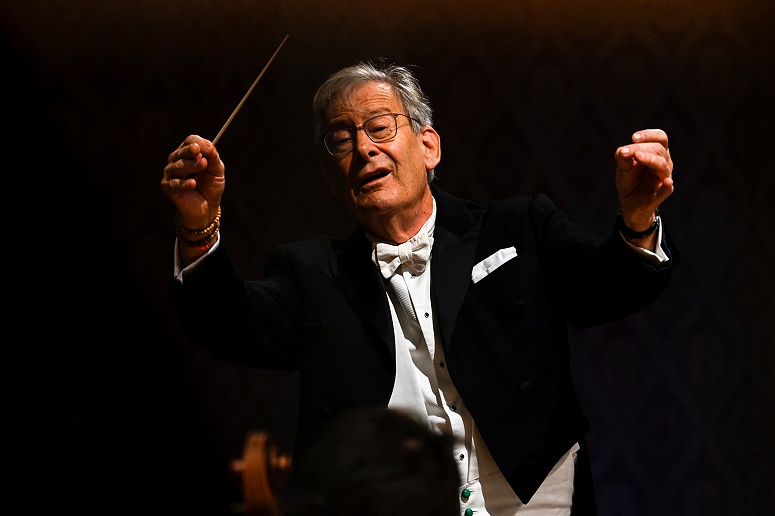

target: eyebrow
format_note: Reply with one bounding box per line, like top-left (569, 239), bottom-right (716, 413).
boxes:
top-left (327, 110), bottom-right (395, 128)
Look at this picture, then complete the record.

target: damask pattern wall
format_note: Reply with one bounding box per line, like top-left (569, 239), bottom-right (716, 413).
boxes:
top-left (6, 1), bottom-right (772, 514)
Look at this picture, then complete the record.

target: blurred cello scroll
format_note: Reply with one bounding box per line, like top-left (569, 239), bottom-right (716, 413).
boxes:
top-left (231, 431), bottom-right (293, 516)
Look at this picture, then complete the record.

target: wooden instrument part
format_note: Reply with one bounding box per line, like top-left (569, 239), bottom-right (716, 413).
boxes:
top-left (231, 431), bottom-right (293, 516)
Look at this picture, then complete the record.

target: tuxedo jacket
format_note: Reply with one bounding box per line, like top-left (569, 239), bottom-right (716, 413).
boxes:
top-left (171, 184), bottom-right (678, 509)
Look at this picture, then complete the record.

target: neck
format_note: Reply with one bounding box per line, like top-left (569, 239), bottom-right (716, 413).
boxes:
top-left (359, 192), bottom-right (434, 243)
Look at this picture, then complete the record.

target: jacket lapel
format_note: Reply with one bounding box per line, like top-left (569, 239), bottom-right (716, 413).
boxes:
top-left (332, 186), bottom-right (483, 361)
top-left (334, 228), bottom-right (396, 361)
top-left (429, 185), bottom-right (482, 351)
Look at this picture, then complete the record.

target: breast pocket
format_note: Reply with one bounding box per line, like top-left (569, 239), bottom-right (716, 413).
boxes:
top-left (471, 246), bottom-right (518, 283)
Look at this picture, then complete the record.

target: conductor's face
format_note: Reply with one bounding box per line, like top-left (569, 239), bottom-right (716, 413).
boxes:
top-left (320, 81), bottom-right (440, 238)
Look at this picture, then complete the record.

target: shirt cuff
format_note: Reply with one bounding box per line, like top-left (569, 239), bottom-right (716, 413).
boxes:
top-left (620, 217), bottom-right (669, 264)
top-left (173, 232), bottom-right (221, 284)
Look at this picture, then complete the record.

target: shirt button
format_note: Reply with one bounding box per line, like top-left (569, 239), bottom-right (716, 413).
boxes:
top-left (439, 362), bottom-right (445, 368)
top-left (424, 312), bottom-right (429, 318)
top-left (461, 488), bottom-right (471, 499)
top-left (459, 453), bottom-right (465, 461)
top-left (450, 405), bottom-right (457, 412)
top-left (465, 509), bottom-right (474, 516)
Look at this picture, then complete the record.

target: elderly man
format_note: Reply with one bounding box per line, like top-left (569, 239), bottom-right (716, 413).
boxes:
top-left (161, 61), bottom-right (677, 515)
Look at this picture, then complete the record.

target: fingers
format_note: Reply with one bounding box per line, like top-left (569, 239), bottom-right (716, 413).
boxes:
top-left (165, 137), bottom-right (203, 176)
top-left (182, 135), bottom-right (225, 177)
top-left (161, 175), bottom-right (195, 193)
top-left (168, 142), bottom-right (200, 166)
top-left (616, 129), bottom-right (672, 176)
top-left (167, 136), bottom-right (210, 171)
top-left (161, 134), bottom-right (225, 192)
top-left (632, 128), bottom-right (668, 150)
top-left (615, 129), bottom-right (675, 217)
top-left (161, 146), bottom-right (201, 197)
top-left (630, 147), bottom-right (671, 178)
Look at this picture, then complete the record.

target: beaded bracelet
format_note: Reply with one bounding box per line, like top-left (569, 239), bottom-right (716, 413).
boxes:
top-left (176, 206), bottom-right (221, 237)
top-left (179, 227), bottom-right (219, 252)
top-left (177, 218), bottom-right (220, 244)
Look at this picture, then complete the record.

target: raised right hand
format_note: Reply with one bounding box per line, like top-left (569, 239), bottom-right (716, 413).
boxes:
top-left (161, 135), bottom-right (225, 231)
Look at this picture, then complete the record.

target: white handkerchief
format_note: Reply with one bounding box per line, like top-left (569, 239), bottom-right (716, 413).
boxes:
top-left (471, 246), bottom-right (518, 284)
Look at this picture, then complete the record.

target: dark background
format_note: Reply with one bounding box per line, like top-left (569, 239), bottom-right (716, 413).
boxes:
top-left (6, 1), bottom-right (773, 514)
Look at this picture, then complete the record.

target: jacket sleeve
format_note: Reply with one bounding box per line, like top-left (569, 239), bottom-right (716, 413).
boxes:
top-left (531, 194), bottom-right (680, 327)
top-left (169, 238), bottom-right (303, 370)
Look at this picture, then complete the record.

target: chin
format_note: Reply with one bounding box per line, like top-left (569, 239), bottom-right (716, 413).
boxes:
top-left (356, 191), bottom-right (402, 211)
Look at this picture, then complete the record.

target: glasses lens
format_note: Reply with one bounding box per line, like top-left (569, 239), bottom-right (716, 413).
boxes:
top-left (365, 114), bottom-right (397, 142)
top-left (322, 114), bottom-right (400, 156)
top-left (323, 129), bottom-right (353, 156)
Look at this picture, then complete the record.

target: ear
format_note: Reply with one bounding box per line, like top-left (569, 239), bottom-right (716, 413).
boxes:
top-left (319, 158), bottom-right (340, 198)
top-left (420, 126), bottom-right (441, 171)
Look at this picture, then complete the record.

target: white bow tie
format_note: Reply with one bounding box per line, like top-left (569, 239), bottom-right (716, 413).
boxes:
top-left (372, 231), bottom-right (433, 278)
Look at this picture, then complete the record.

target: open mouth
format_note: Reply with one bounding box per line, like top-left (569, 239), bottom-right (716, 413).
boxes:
top-left (359, 170), bottom-right (391, 187)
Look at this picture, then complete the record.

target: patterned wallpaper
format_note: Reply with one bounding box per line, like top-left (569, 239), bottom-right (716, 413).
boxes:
top-left (6, 1), bottom-right (772, 514)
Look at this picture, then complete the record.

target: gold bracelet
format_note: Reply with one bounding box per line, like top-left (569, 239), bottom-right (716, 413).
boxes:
top-left (177, 217), bottom-right (220, 243)
top-left (176, 206), bottom-right (221, 236)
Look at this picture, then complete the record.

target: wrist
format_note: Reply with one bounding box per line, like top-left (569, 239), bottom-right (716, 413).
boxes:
top-left (176, 206), bottom-right (221, 241)
top-left (175, 206), bottom-right (221, 262)
top-left (617, 209), bottom-right (660, 240)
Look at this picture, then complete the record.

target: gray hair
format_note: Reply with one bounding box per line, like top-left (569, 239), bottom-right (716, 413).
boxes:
top-left (313, 61), bottom-right (436, 182)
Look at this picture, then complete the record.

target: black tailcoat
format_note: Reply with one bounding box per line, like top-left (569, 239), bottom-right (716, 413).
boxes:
top-left (171, 184), bottom-right (678, 512)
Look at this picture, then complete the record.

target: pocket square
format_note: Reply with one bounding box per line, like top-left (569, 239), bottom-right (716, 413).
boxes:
top-left (471, 246), bottom-right (518, 284)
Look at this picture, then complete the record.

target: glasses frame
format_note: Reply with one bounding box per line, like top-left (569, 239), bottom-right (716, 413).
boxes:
top-left (321, 113), bottom-right (418, 157)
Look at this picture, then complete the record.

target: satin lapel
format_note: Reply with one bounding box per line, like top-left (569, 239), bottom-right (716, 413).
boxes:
top-left (334, 229), bottom-right (395, 359)
top-left (430, 186), bottom-right (482, 351)
top-left (432, 225), bottom-right (479, 351)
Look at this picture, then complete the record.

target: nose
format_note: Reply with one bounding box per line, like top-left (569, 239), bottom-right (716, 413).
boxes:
top-left (353, 128), bottom-right (379, 158)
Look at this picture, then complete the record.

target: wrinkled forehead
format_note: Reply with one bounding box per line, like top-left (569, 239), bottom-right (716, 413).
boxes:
top-left (324, 81), bottom-right (403, 121)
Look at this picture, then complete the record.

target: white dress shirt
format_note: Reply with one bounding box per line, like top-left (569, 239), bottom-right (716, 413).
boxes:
top-left (371, 200), bottom-right (567, 515)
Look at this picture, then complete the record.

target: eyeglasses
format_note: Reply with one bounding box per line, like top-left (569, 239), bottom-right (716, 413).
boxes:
top-left (322, 113), bottom-right (417, 157)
